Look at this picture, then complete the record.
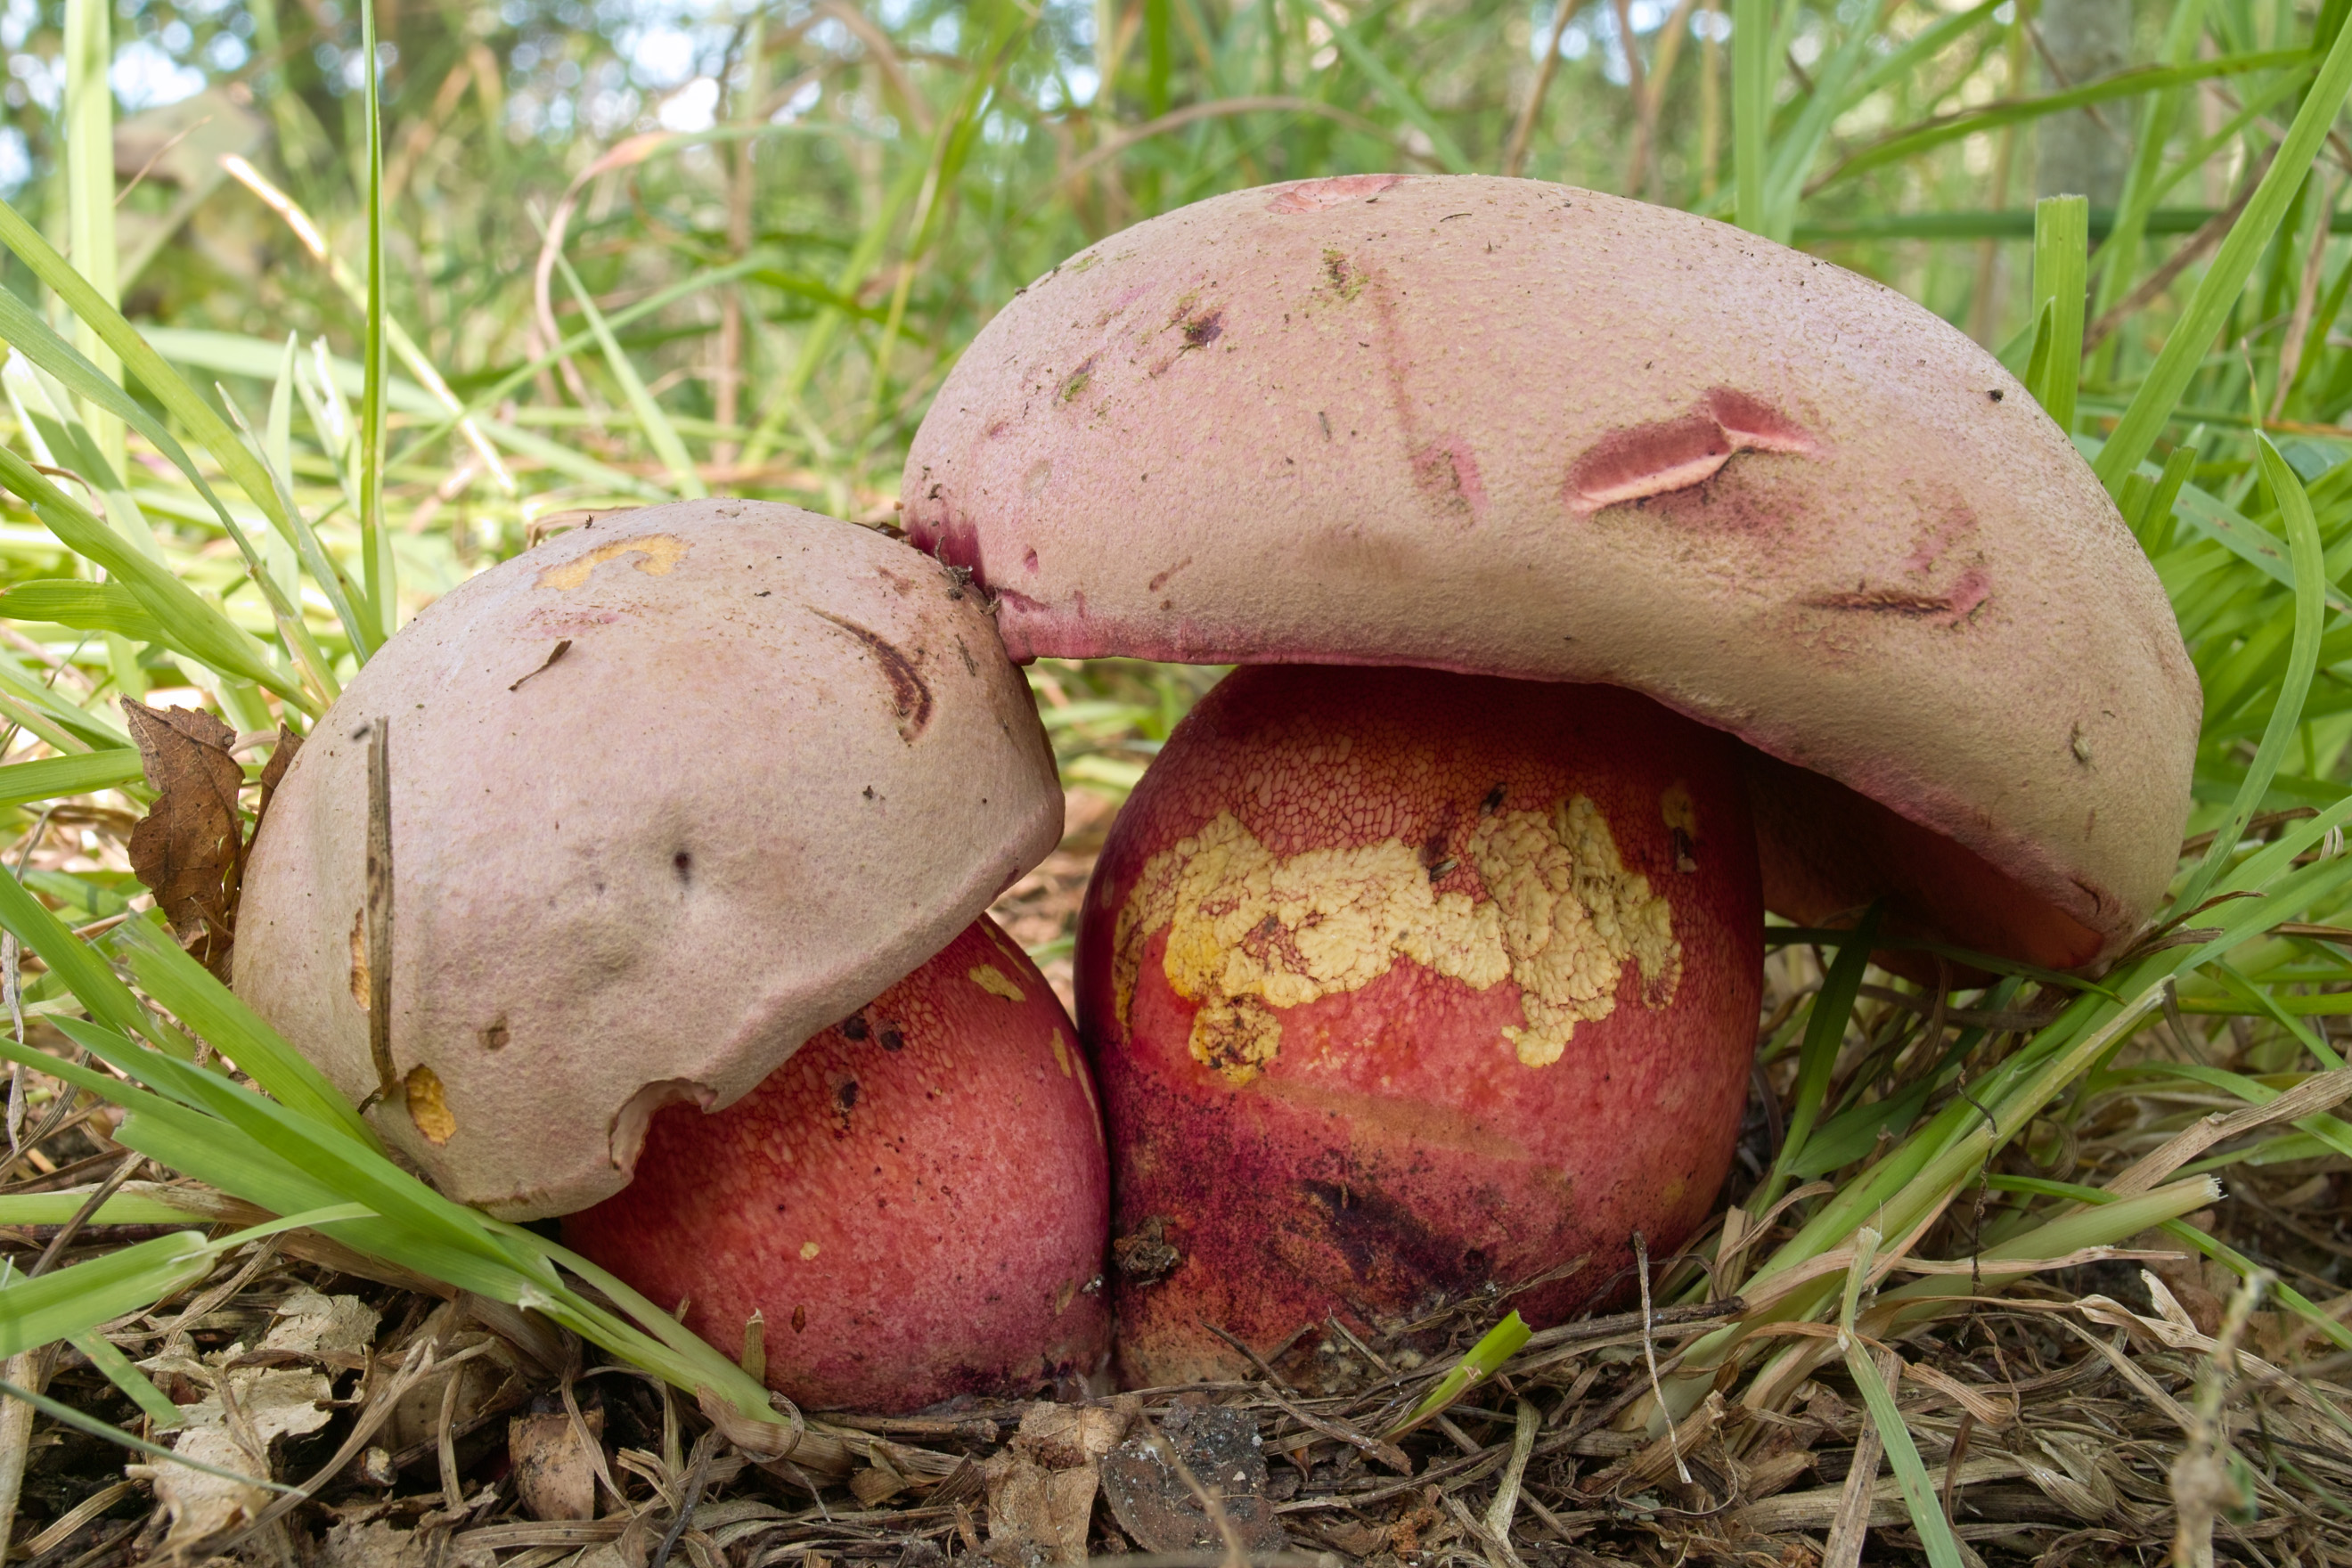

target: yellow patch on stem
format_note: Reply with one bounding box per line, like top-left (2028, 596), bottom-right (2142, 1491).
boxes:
top-left (1115, 799), bottom-right (1680, 1084)
top-left (968, 964), bottom-right (1026, 1003)
top-left (534, 534), bottom-right (691, 590)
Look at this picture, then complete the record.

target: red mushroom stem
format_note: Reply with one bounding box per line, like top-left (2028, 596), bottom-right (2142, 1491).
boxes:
top-left (1075, 666), bottom-right (1763, 1386)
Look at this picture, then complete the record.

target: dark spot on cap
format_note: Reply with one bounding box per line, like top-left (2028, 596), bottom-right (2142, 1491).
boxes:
top-left (1482, 783), bottom-right (1507, 814)
top-left (836, 1080), bottom-right (860, 1112)
top-left (880, 1027), bottom-right (906, 1052)
top-left (840, 1013), bottom-right (870, 1041)
top-left (1989, 389), bottom-right (2005, 402)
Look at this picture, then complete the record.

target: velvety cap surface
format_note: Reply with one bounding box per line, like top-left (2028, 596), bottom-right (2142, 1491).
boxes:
top-left (234, 501), bottom-right (1063, 1218)
top-left (902, 175), bottom-right (2201, 967)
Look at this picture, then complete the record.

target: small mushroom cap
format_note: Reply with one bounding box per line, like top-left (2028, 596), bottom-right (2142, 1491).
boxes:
top-left (233, 501), bottom-right (1062, 1219)
top-left (903, 175), bottom-right (2201, 968)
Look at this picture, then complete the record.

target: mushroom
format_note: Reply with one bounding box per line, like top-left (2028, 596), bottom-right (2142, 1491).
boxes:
top-left (234, 500), bottom-right (1107, 1401)
top-left (562, 913), bottom-right (1110, 1411)
top-left (901, 176), bottom-right (2201, 1379)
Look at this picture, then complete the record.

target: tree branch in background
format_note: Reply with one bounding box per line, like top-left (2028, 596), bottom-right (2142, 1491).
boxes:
top-left (1504, 0), bottom-right (1580, 179)
top-left (2085, 143), bottom-right (2274, 353)
top-left (1630, 0), bottom-right (1704, 200)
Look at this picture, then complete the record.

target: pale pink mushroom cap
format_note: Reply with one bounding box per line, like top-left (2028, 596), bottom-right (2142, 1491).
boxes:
top-left (902, 175), bottom-right (2201, 969)
top-left (234, 501), bottom-right (1062, 1218)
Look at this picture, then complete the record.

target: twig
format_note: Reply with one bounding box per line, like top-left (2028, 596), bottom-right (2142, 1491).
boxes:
top-left (1481, 1398), bottom-right (1539, 1568)
top-left (1141, 1424), bottom-right (1247, 1568)
top-left (363, 716), bottom-right (396, 1106)
top-left (1634, 1234), bottom-right (1688, 1486)
top-left (2171, 1270), bottom-right (2272, 1568)
top-left (1820, 1348), bottom-right (1895, 1568)
top-left (2086, 144), bottom-right (2275, 352)
top-left (1503, 0), bottom-right (1578, 178)
top-left (649, 1428), bottom-right (722, 1568)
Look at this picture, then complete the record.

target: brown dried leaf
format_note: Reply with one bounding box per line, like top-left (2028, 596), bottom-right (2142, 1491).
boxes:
top-left (123, 699), bottom-right (246, 976)
top-left (251, 723), bottom-right (300, 839)
top-left (981, 1448), bottom-right (1097, 1566)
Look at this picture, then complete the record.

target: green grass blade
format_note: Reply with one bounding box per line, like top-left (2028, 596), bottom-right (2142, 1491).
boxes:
top-left (53, 1020), bottom-right (533, 1280)
top-left (264, 334), bottom-right (302, 611)
top-left (0, 751), bottom-right (143, 810)
top-left (66, 1329), bottom-right (184, 1430)
top-left (0, 1195), bottom-right (208, 1226)
top-left (2095, 22), bottom-right (2352, 494)
top-left (0, 445), bottom-right (304, 708)
top-left (1758, 907), bottom-right (1881, 1208)
top-left (1838, 1263), bottom-right (1967, 1568)
top-left (213, 385), bottom-right (349, 702)
top-left (1299, 0), bottom-right (1471, 173)
top-left (0, 1374), bottom-right (304, 1486)
top-left (1386, 1311), bottom-right (1531, 1437)
top-left (0, 1232), bottom-right (212, 1359)
top-left (358, 0), bottom-right (393, 641)
top-left (0, 583), bottom-right (164, 644)
top-left (0, 655), bottom-right (125, 753)
top-left (1734, 0), bottom-right (1771, 234)
top-left (0, 201), bottom-right (304, 557)
top-left (548, 249), bottom-right (705, 499)
top-left (1761, 1), bottom-right (1890, 235)
top-left (2029, 196), bottom-right (2089, 433)
top-left (2176, 437), bottom-right (2326, 910)
top-left (61, 0), bottom-right (119, 478)
top-left (1825, 51), bottom-right (2312, 192)
top-left (109, 915), bottom-right (381, 1153)
top-left (0, 860), bottom-right (152, 1044)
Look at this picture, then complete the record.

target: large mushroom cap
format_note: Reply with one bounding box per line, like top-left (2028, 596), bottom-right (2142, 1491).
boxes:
top-left (234, 500), bottom-right (1062, 1218)
top-left (902, 175), bottom-right (2201, 968)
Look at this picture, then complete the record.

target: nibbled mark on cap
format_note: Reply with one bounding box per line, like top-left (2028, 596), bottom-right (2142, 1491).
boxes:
top-left (1564, 389), bottom-right (1814, 515)
top-left (1806, 568), bottom-right (1990, 626)
top-left (1267, 174), bottom-right (1406, 213)
top-left (1412, 437), bottom-right (1487, 522)
top-left (813, 611), bottom-right (935, 741)
top-left (535, 533), bottom-right (691, 589)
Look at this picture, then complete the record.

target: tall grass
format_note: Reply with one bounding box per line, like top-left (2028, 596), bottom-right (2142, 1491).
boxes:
top-left (0, 0), bottom-right (2340, 1556)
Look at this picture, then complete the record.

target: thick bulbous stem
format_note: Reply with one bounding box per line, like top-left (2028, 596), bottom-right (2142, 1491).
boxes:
top-left (1076, 666), bottom-right (1764, 1386)
top-left (565, 916), bottom-right (1112, 1412)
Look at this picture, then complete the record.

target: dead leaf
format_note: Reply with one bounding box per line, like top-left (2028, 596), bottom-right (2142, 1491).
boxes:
top-left (509, 1407), bottom-right (603, 1521)
top-left (314, 1518), bottom-right (496, 1568)
top-left (1098, 1404), bottom-right (1288, 1556)
top-left (982, 1449), bottom-right (1097, 1566)
top-left (131, 1287), bottom-right (381, 1554)
top-left (123, 699), bottom-right (246, 976)
top-left (1016, 1400), bottom-right (1133, 1470)
top-left (979, 1399), bottom-right (1138, 1566)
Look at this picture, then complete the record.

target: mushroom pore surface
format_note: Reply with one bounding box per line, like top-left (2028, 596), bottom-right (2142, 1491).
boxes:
top-left (1077, 666), bottom-right (1761, 1385)
top-left (233, 501), bottom-right (1063, 1219)
top-left (904, 174), bottom-right (2201, 971)
top-left (564, 915), bottom-right (1112, 1412)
